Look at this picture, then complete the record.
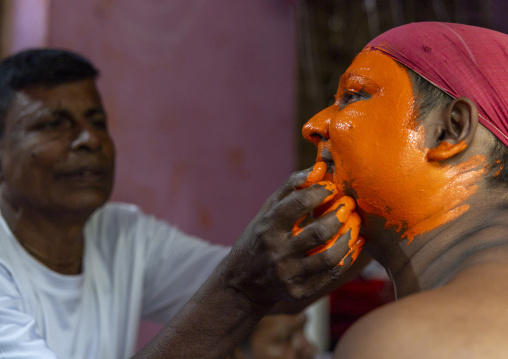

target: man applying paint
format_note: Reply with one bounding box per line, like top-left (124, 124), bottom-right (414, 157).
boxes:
top-left (302, 22), bottom-right (508, 358)
top-left (0, 48), bottom-right (362, 359)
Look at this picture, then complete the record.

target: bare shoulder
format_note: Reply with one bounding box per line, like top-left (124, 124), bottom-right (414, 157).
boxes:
top-left (333, 262), bottom-right (508, 359)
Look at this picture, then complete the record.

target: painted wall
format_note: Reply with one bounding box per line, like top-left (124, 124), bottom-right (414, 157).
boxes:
top-left (44, 0), bottom-right (297, 247)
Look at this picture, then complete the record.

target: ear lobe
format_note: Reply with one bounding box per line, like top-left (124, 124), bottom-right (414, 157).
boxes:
top-left (427, 97), bottom-right (478, 162)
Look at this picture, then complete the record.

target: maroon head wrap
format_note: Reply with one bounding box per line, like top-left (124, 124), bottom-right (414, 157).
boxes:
top-left (366, 22), bottom-right (508, 147)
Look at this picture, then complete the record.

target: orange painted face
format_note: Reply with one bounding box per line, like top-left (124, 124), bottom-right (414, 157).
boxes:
top-left (302, 50), bottom-right (485, 242)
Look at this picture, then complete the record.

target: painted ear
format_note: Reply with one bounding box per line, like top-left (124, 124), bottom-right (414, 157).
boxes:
top-left (427, 97), bottom-right (478, 162)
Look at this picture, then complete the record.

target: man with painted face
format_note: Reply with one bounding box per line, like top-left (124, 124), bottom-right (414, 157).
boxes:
top-left (301, 22), bottom-right (508, 358)
top-left (0, 49), bottom-right (363, 359)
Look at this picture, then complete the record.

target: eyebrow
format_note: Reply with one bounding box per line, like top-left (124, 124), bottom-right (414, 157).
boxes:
top-left (51, 109), bottom-right (72, 118)
top-left (50, 106), bottom-right (105, 118)
top-left (340, 70), bottom-right (380, 91)
top-left (84, 106), bottom-right (106, 117)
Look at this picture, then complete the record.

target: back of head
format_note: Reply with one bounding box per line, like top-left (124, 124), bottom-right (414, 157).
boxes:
top-left (0, 48), bottom-right (99, 136)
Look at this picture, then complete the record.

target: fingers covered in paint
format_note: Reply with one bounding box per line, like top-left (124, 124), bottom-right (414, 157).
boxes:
top-left (271, 180), bottom-right (337, 232)
top-left (256, 164), bottom-right (326, 215)
top-left (293, 196), bottom-right (364, 266)
top-left (223, 165), bottom-right (364, 307)
top-left (292, 162), bottom-right (365, 267)
top-left (300, 161), bottom-right (328, 188)
top-left (306, 200), bottom-right (359, 255)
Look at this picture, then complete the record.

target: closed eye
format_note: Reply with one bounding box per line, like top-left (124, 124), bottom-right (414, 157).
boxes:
top-left (89, 116), bottom-right (108, 130)
top-left (86, 107), bottom-right (108, 131)
top-left (34, 115), bottom-right (72, 131)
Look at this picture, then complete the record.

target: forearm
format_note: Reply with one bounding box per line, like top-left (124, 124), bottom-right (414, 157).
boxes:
top-left (132, 268), bottom-right (270, 359)
top-left (133, 169), bottom-right (366, 358)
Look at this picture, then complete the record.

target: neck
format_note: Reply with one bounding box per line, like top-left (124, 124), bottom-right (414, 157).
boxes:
top-left (0, 199), bottom-right (91, 275)
top-left (363, 189), bottom-right (508, 298)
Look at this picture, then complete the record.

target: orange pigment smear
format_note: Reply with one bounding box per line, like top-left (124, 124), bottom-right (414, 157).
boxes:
top-left (302, 50), bottom-right (487, 244)
top-left (494, 158), bottom-right (504, 176)
top-left (426, 140), bottom-right (468, 162)
top-left (339, 236), bottom-right (365, 266)
top-left (306, 200), bottom-right (358, 255)
top-left (293, 162), bottom-right (363, 265)
top-left (301, 161), bottom-right (328, 187)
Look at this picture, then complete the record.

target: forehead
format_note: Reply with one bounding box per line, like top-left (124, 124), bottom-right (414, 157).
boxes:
top-left (5, 79), bottom-right (103, 128)
top-left (339, 50), bottom-right (411, 93)
top-left (16, 79), bottom-right (102, 109)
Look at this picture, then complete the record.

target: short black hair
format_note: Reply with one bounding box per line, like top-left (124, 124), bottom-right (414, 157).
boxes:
top-left (405, 67), bottom-right (453, 120)
top-left (0, 48), bottom-right (99, 137)
top-left (405, 66), bottom-right (508, 185)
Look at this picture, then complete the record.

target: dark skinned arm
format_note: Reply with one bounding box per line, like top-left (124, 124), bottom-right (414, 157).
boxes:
top-left (132, 169), bottom-right (362, 359)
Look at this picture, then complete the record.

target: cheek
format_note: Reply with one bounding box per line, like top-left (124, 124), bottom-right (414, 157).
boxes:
top-left (321, 50), bottom-right (487, 241)
top-left (326, 96), bottom-right (478, 240)
top-left (7, 141), bottom-right (61, 176)
top-left (330, 115), bottom-right (486, 241)
top-left (327, 97), bottom-right (420, 191)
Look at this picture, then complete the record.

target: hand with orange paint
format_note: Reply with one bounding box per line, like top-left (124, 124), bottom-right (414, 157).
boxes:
top-left (224, 162), bottom-right (366, 309)
top-left (293, 162), bottom-right (365, 267)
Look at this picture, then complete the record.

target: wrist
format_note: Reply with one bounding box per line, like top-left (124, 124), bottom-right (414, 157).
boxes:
top-left (217, 252), bottom-right (280, 310)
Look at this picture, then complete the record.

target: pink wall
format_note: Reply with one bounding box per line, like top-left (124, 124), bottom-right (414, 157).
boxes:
top-left (6, 0), bottom-right (297, 350)
top-left (7, 0), bottom-right (49, 53)
top-left (40, 0), bottom-right (297, 247)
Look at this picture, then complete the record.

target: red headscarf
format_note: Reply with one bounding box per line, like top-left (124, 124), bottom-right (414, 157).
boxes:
top-left (366, 22), bottom-right (508, 147)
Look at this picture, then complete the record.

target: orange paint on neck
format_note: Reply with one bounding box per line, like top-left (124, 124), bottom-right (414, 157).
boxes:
top-left (303, 50), bottom-right (486, 243)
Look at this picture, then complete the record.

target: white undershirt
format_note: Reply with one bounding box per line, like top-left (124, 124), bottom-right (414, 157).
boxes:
top-left (0, 203), bottom-right (229, 359)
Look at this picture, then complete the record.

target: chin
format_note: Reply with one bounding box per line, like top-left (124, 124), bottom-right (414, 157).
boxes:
top-left (58, 192), bottom-right (111, 214)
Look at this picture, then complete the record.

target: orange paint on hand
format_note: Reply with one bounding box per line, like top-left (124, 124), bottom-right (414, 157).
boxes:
top-left (306, 202), bottom-right (359, 256)
top-left (339, 236), bottom-right (365, 266)
top-left (302, 50), bottom-right (487, 243)
top-left (293, 162), bottom-right (363, 266)
top-left (316, 181), bottom-right (338, 206)
top-left (301, 162), bottom-right (328, 188)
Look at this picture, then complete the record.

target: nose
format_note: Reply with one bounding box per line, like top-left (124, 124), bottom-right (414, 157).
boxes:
top-left (70, 124), bottom-right (102, 152)
top-left (302, 106), bottom-right (335, 146)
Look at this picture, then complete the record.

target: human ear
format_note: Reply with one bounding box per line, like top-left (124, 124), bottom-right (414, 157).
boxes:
top-left (426, 97), bottom-right (478, 162)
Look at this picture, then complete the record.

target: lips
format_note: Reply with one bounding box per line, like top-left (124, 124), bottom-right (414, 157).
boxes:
top-left (56, 165), bottom-right (111, 182)
top-left (320, 148), bottom-right (335, 175)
